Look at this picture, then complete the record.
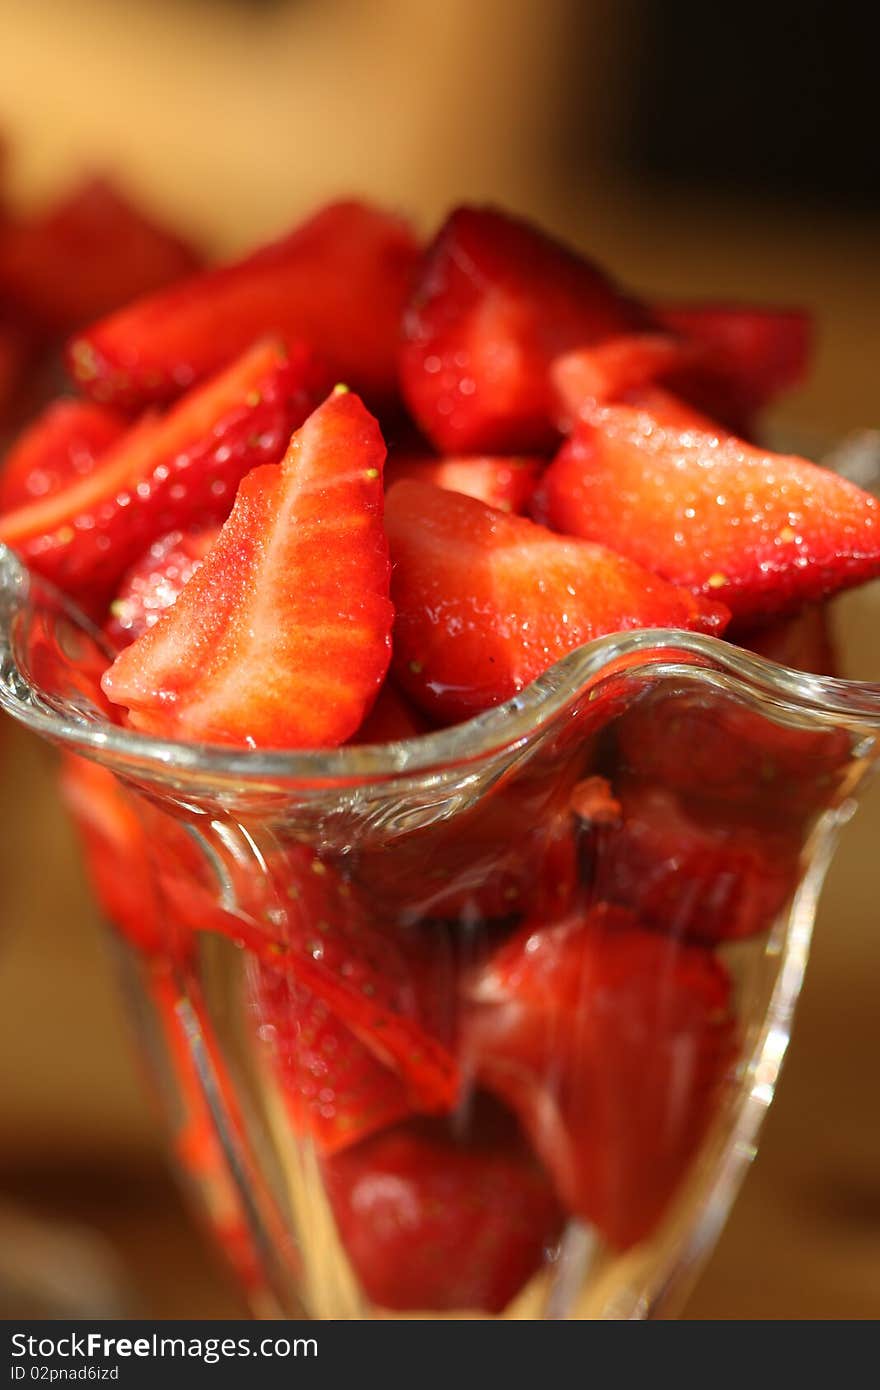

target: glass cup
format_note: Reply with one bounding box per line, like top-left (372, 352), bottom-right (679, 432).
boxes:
top-left (2, 533), bottom-right (879, 1320)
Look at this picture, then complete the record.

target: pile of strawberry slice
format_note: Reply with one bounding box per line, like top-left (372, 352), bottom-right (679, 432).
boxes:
top-left (9, 198), bottom-right (879, 1313)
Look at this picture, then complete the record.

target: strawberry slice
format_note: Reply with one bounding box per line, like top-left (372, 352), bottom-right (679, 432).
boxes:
top-left (105, 525), bottom-right (220, 646)
top-left (400, 205), bottom-right (649, 453)
top-left (322, 1107), bottom-right (563, 1313)
top-left (540, 404), bottom-right (880, 621)
top-left (252, 963), bottom-right (413, 1153)
top-left (656, 302), bottom-right (812, 432)
top-left (597, 782), bottom-right (802, 944)
top-left (0, 318), bottom-right (33, 428)
top-left (350, 680), bottom-right (430, 743)
top-left (0, 177), bottom-right (200, 335)
top-left (68, 200), bottom-right (419, 410)
top-left (385, 451), bottom-right (541, 515)
top-left (386, 480), bottom-right (729, 723)
top-left (551, 334), bottom-right (692, 427)
top-left (736, 604), bottom-right (838, 677)
top-left (0, 398), bottom-right (127, 513)
top-left (463, 903), bottom-right (734, 1249)
top-left (102, 388), bottom-right (393, 748)
top-left (0, 339), bottom-right (325, 598)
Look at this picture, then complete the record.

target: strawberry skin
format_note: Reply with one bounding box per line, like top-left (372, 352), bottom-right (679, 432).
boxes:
top-left (463, 904), bottom-right (734, 1249)
top-left (385, 451), bottom-right (542, 515)
top-left (386, 480), bottom-right (729, 723)
top-left (400, 205), bottom-right (649, 453)
top-left (68, 200), bottom-right (419, 410)
top-left (102, 389), bottom-right (393, 749)
top-left (105, 525), bottom-right (220, 646)
top-left (0, 398), bottom-right (127, 513)
top-left (350, 680), bottom-right (430, 743)
top-left (0, 340), bottom-right (326, 598)
top-left (540, 404), bottom-right (880, 621)
top-left (323, 1111), bottom-right (563, 1313)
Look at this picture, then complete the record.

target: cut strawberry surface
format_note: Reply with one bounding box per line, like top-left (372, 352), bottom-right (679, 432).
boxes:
top-left (540, 405), bottom-right (880, 621)
top-left (0, 398), bottom-right (127, 513)
top-left (350, 680), bottom-right (429, 743)
top-left (68, 200), bottom-right (419, 410)
top-left (252, 964), bottom-right (413, 1153)
top-left (656, 302), bottom-right (812, 432)
top-left (105, 525), bottom-right (220, 647)
top-left (385, 451), bottom-right (542, 515)
top-left (551, 334), bottom-right (691, 426)
top-left (322, 1108), bottom-right (563, 1313)
top-left (0, 340), bottom-right (326, 599)
top-left (463, 903), bottom-right (734, 1249)
top-left (0, 177), bottom-right (200, 335)
top-left (386, 480), bottom-right (729, 723)
top-left (400, 205), bottom-right (649, 453)
top-left (102, 388), bottom-right (393, 747)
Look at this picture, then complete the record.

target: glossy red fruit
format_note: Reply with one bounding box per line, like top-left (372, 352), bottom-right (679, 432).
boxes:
top-left (102, 389), bottom-right (393, 748)
top-left (0, 339), bottom-right (326, 599)
top-left (0, 318), bottom-right (32, 428)
top-left (105, 525), bottom-right (220, 646)
top-left (736, 604), bottom-right (838, 677)
top-left (0, 177), bottom-right (200, 334)
top-left (252, 964), bottom-right (413, 1153)
top-left (551, 334), bottom-right (691, 427)
top-left (656, 302), bottom-right (812, 432)
top-left (323, 1112), bottom-right (563, 1313)
top-left (463, 904), bottom-right (734, 1248)
top-left (350, 681), bottom-right (429, 743)
top-left (0, 398), bottom-right (127, 513)
top-left (400, 205), bottom-right (648, 453)
top-left (540, 405), bottom-right (880, 621)
top-left (385, 451), bottom-right (542, 515)
top-left (386, 480), bottom-right (729, 723)
top-left (68, 200), bottom-right (419, 410)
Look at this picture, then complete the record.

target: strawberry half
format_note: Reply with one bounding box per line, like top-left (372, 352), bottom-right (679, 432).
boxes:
top-left (539, 404), bottom-right (880, 621)
top-left (385, 451), bottom-right (541, 515)
top-left (0, 397), bottom-right (127, 513)
top-left (322, 1108), bottom-right (563, 1313)
top-left (0, 339), bottom-right (326, 599)
top-left (463, 903), bottom-right (734, 1248)
top-left (350, 680), bottom-right (430, 743)
top-left (386, 480), bottom-right (729, 723)
top-left (105, 525), bottom-right (220, 647)
top-left (102, 388), bottom-right (393, 748)
top-left (68, 200), bottom-right (419, 410)
top-left (551, 334), bottom-right (692, 427)
top-left (0, 177), bottom-right (201, 335)
top-left (400, 205), bottom-right (649, 453)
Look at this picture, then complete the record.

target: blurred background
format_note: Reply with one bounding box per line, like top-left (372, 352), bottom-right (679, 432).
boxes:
top-left (0, 0), bottom-right (878, 1319)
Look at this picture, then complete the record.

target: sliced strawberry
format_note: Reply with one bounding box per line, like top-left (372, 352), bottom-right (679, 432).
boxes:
top-left (0, 318), bottom-right (32, 428)
top-left (736, 604), bottom-right (838, 677)
top-left (0, 398), bottom-right (127, 513)
top-left (105, 525), bottom-right (220, 646)
top-left (68, 200), bottom-right (419, 410)
top-left (617, 384), bottom-right (722, 431)
top-left (463, 903), bottom-right (734, 1249)
top-left (597, 782), bottom-right (802, 944)
top-left (350, 680), bottom-right (429, 743)
top-left (386, 480), bottom-right (729, 723)
top-left (540, 405), bottom-right (880, 621)
top-left (385, 451), bottom-right (541, 514)
top-left (0, 177), bottom-right (200, 335)
top-left (252, 963), bottom-right (412, 1153)
top-left (0, 339), bottom-right (326, 598)
top-left (322, 1107), bottom-right (563, 1313)
top-left (400, 205), bottom-right (649, 453)
top-left (102, 388), bottom-right (393, 747)
top-left (656, 302), bottom-right (812, 432)
top-left (551, 334), bottom-right (691, 427)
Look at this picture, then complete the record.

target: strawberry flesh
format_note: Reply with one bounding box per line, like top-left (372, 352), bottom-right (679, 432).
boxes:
top-left (105, 525), bottom-right (220, 646)
top-left (385, 451), bottom-right (541, 515)
top-left (0, 398), bottom-right (127, 513)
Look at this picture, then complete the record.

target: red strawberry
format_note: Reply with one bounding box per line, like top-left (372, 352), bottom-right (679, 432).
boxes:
top-left (551, 334), bottom-right (692, 427)
top-left (540, 404), bottom-right (880, 621)
top-left (656, 302), bottom-right (812, 432)
top-left (386, 480), bottom-right (729, 723)
top-left (400, 205), bottom-right (649, 453)
top-left (0, 339), bottom-right (326, 599)
top-left (252, 963), bottom-right (413, 1153)
top-left (0, 318), bottom-right (32, 428)
top-left (105, 525), bottom-right (220, 646)
top-left (0, 398), bottom-right (127, 513)
top-left (736, 604), bottom-right (838, 677)
top-left (102, 388), bottom-right (393, 748)
top-left (385, 451), bottom-right (541, 515)
top-left (68, 200), bottom-right (419, 410)
top-left (616, 384), bottom-right (722, 431)
top-left (597, 782), bottom-right (803, 944)
top-left (0, 177), bottom-right (200, 335)
top-left (350, 680), bottom-right (429, 743)
top-left (322, 1109), bottom-right (563, 1313)
top-left (463, 904), bottom-right (734, 1248)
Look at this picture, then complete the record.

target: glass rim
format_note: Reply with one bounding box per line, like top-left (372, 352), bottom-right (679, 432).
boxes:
top-left (3, 540), bottom-right (880, 786)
